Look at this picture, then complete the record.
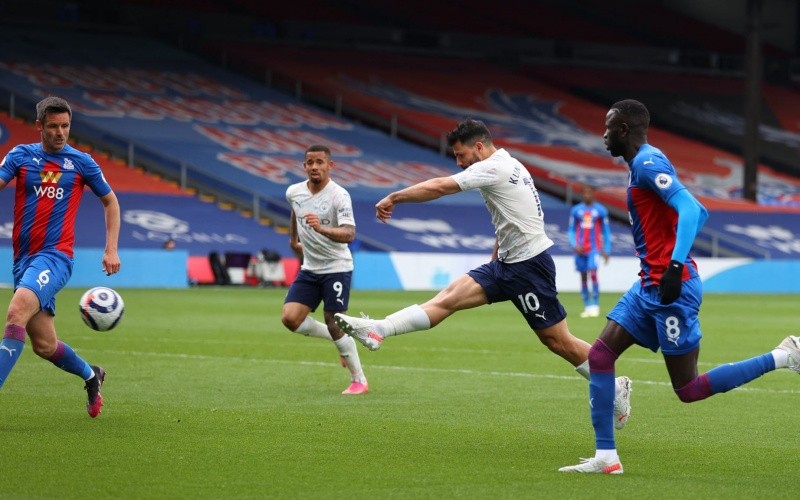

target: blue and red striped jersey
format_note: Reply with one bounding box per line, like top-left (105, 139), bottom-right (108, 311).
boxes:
top-left (0, 143), bottom-right (112, 259)
top-left (568, 202), bottom-right (611, 255)
top-left (627, 143), bottom-right (698, 286)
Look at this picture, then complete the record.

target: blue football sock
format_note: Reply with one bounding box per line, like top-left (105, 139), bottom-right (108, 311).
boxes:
top-left (580, 285), bottom-right (590, 307)
top-left (0, 324), bottom-right (26, 389)
top-left (590, 371), bottom-right (616, 450)
top-left (706, 353), bottom-right (776, 395)
top-left (589, 339), bottom-right (618, 450)
top-left (48, 341), bottom-right (93, 380)
top-left (592, 283), bottom-right (600, 306)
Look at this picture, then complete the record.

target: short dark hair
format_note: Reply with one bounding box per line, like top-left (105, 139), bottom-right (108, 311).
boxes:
top-left (610, 99), bottom-right (649, 133)
top-left (305, 144), bottom-right (331, 158)
top-left (446, 118), bottom-right (492, 147)
top-left (36, 96), bottom-right (72, 123)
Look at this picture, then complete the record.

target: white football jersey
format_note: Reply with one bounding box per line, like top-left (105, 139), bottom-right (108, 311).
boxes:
top-left (286, 179), bottom-right (355, 274)
top-left (451, 148), bottom-right (553, 263)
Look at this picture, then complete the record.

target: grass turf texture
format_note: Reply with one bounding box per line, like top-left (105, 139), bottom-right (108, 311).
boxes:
top-left (1, 288), bottom-right (797, 498)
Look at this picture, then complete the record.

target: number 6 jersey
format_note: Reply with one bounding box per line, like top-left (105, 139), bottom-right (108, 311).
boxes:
top-left (0, 142), bottom-right (112, 260)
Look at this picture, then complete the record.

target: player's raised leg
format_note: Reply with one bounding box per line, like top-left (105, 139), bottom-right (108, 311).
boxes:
top-left (335, 304), bottom-right (431, 351)
top-left (337, 274), bottom-right (487, 350)
top-left (776, 335), bottom-right (800, 372)
top-left (673, 335), bottom-right (800, 403)
top-left (334, 312), bottom-right (386, 351)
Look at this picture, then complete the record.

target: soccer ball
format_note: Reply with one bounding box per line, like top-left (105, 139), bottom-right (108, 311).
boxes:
top-left (79, 287), bottom-right (125, 331)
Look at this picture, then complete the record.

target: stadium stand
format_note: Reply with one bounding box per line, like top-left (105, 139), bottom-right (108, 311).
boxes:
top-left (0, 111), bottom-right (188, 195)
top-left (210, 44), bottom-right (800, 208)
top-left (551, 0), bottom-right (768, 54)
top-left (520, 65), bottom-right (800, 184)
top-left (2, 3), bottom-right (799, 261)
top-left (200, 42), bottom-right (800, 257)
top-left (0, 24), bottom-right (635, 268)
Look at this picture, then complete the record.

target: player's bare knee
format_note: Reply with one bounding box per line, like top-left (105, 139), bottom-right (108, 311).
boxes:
top-left (5, 304), bottom-right (29, 327)
top-left (30, 338), bottom-right (56, 359)
top-left (281, 313), bottom-right (303, 332)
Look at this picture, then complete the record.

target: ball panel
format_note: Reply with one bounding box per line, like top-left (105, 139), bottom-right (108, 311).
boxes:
top-left (79, 287), bottom-right (124, 332)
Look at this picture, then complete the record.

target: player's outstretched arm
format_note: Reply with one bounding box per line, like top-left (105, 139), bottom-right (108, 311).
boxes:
top-left (376, 177), bottom-right (461, 223)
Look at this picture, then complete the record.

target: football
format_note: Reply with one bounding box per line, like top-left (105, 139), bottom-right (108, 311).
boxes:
top-left (79, 287), bottom-right (125, 331)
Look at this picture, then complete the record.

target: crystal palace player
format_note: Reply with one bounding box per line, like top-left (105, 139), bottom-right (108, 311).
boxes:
top-left (559, 99), bottom-right (800, 474)
top-left (568, 184), bottom-right (611, 318)
top-left (0, 96), bottom-right (121, 418)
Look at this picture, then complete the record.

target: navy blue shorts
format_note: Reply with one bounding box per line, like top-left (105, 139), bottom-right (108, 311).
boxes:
top-left (467, 251), bottom-right (566, 330)
top-left (608, 277), bottom-right (703, 355)
top-left (284, 269), bottom-right (352, 313)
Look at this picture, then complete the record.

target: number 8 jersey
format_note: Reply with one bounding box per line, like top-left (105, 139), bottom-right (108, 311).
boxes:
top-left (0, 143), bottom-right (112, 260)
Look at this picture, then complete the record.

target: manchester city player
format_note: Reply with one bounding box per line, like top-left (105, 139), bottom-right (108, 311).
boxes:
top-left (0, 96), bottom-right (121, 418)
top-left (335, 118), bottom-right (633, 426)
top-left (280, 144), bottom-right (368, 395)
top-left (559, 99), bottom-right (800, 474)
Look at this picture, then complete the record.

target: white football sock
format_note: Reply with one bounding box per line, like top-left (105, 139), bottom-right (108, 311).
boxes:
top-left (575, 361), bottom-right (590, 380)
top-left (334, 335), bottom-right (366, 383)
top-left (381, 304), bottom-right (431, 337)
top-left (771, 348), bottom-right (789, 369)
top-left (294, 316), bottom-right (334, 341)
top-left (595, 449), bottom-right (619, 462)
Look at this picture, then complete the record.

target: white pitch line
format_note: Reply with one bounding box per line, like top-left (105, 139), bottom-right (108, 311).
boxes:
top-left (83, 348), bottom-right (800, 395)
top-left (78, 334), bottom-right (734, 368)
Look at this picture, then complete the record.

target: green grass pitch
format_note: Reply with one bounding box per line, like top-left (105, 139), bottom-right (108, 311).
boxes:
top-left (1, 287), bottom-right (797, 498)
